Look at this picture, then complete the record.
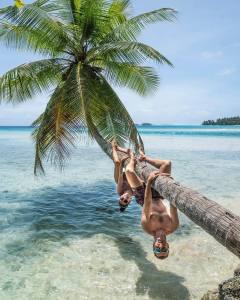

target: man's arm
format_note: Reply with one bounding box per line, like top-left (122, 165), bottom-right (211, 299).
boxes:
top-left (169, 204), bottom-right (179, 232)
top-left (142, 171), bottom-right (159, 219)
top-left (142, 181), bottom-right (152, 220)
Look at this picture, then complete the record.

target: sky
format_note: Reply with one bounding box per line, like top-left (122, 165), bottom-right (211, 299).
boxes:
top-left (0, 0), bottom-right (240, 125)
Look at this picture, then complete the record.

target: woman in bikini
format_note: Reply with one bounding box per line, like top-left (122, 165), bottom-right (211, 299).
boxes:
top-left (111, 140), bottom-right (133, 212)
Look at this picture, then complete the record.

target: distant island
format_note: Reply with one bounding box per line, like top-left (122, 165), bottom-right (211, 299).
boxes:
top-left (202, 116), bottom-right (240, 125)
top-left (141, 123), bottom-right (152, 126)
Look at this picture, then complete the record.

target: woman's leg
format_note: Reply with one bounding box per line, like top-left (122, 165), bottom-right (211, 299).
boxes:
top-left (125, 152), bottom-right (143, 188)
top-left (148, 158), bottom-right (171, 174)
top-left (112, 141), bottom-right (121, 183)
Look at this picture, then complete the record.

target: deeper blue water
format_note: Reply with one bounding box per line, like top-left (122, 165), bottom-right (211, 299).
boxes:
top-left (0, 125), bottom-right (239, 300)
top-left (138, 125), bottom-right (240, 137)
top-left (1, 124), bottom-right (240, 137)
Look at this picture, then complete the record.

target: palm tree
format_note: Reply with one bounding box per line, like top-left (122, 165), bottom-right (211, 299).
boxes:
top-left (0, 0), bottom-right (176, 174)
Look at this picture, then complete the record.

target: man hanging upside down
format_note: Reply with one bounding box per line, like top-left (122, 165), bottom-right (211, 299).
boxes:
top-left (125, 149), bottom-right (179, 260)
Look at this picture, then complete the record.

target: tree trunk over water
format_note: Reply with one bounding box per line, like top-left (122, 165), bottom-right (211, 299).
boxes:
top-left (117, 151), bottom-right (240, 258)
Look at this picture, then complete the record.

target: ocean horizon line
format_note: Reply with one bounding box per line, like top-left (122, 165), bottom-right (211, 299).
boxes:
top-left (1, 124), bottom-right (240, 128)
top-left (0, 124), bottom-right (203, 127)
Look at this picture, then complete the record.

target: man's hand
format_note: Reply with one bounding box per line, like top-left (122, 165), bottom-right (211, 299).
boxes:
top-left (147, 171), bottom-right (159, 183)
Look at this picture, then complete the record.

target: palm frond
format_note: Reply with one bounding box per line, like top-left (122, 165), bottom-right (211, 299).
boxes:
top-left (102, 8), bottom-right (177, 42)
top-left (0, 0), bottom-right (69, 55)
top-left (85, 115), bottom-right (112, 157)
top-left (51, 0), bottom-right (77, 23)
top-left (85, 68), bottom-right (141, 149)
top-left (0, 22), bottom-right (65, 55)
top-left (32, 63), bottom-right (90, 175)
top-left (107, 0), bottom-right (130, 26)
top-left (32, 92), bottom-right (79, 175)
top-left (102, 61), bottom-right (159, 96)
top-left (78, 0), bottom-right (109, 46)
top-left (0, 5), bottom-right (18, 18)
top-left (84, 0), bottom-right (131, 47)
top-left (0, 58), bottom-right (63, 103)
top-left (89, 41), bottom-right (173, 66)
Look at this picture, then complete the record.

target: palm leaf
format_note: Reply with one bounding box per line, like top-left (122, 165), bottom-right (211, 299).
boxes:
top-left (102, 61), bottom-right (159, 96)
top-left (32, 88), bottom-right (80, 175)
top-left (0, 58), bottom-right (63, 103)
top-left (102, 8), bottom-right (177, 42)
top-left (32, 63), bottom-right (90, 175)
top-left (0, 1), bottom-right (69, 55)
top-left (0, 59), bottom-right (63, 103)
top-left (107, 0), bottom-right (130, 26)
top-left (89, 41), bottom-right (173, 66)
top-left (85, 67), bottom-right (141, 148)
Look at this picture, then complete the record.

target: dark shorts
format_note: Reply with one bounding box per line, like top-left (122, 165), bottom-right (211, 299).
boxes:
top-left (132, 183), bottom-right (163, 207)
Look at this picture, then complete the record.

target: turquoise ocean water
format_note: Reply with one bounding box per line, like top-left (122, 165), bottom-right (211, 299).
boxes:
top-left (0, 125), bottom-right (239, 300)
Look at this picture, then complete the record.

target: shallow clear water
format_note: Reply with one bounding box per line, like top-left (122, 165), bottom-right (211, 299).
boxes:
top-left (0, 126), bottom-right (239, 300)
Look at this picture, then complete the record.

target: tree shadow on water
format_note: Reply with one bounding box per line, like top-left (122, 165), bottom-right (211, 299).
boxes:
top-left (2, 181), bottom-right (190, 299)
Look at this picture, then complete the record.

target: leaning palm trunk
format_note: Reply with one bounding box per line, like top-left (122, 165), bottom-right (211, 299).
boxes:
top-left (117, 151), bottom-right (240, 258)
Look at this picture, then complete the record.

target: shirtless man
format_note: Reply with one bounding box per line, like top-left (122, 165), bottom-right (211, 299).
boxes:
top-left (125, 149), bottom-right (179, 259)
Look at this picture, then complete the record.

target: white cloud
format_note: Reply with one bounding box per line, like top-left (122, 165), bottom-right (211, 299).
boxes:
top-left (217, 68), bottom-right (236, 76)
top-left (201, 50), bottom-right (223, 60)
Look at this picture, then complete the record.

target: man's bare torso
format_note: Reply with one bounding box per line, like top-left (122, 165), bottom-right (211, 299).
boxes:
top-left (141, 199), bottom-right (173, 236)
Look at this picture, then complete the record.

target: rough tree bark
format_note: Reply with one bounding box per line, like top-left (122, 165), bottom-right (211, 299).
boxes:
top-left (117, 151), bottom-right (240, 258)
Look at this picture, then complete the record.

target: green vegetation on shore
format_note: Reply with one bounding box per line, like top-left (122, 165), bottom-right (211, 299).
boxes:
top-left (202, 116), bottom-right (240, 125)
top-left (142, 123), bottom-right (152, 126)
